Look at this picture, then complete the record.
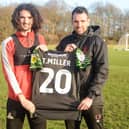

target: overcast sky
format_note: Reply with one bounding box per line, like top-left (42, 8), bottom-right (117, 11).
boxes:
top-left (0, 0), bottom-right (128, 11)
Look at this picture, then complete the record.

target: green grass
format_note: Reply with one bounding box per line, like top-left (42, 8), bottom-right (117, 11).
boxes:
top-left (0, 46), bottom-right (129, 129)
top-left (103, 48), bottom-right (129, 129)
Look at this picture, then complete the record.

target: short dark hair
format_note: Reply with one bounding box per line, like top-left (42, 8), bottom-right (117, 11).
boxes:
top-left (11, 3), bottom-right (43, 32)
top-left (72, 6), bottom-right (89, 18)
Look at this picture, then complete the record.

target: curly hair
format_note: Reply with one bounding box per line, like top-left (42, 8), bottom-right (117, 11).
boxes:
top-left (11, 3), bottom-right (43, 32)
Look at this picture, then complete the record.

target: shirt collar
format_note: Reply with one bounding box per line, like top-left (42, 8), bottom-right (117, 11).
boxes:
top-left (15, 31), bottom-right (34, 38)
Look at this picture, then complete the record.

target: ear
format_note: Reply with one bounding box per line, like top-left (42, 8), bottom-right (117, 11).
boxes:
top-left (87, 18), bottom-right (90, 26)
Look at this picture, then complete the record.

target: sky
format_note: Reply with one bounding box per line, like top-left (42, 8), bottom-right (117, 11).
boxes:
top-left (0, 0), bottom-right (129, 11)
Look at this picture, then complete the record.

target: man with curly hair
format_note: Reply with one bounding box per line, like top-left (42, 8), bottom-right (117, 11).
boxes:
top-left (1, 3), bottom-right (47, 129)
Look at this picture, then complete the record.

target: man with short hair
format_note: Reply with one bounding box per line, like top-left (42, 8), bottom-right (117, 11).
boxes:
top-left (56, 6), bottom-right (108, 129)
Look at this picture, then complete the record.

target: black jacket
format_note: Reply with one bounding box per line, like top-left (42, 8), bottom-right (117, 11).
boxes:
top-left (56, 25), bottom-right (108, 105)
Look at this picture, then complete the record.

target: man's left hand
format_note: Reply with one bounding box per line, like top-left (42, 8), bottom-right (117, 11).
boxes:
top-left (36, 44), bottom-right (48, 51)
top-left (77, 97), bottom-right (93, 110)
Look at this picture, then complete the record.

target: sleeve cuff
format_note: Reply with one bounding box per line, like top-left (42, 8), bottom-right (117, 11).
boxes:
top-left (87, 91), bottom-right (96, 99)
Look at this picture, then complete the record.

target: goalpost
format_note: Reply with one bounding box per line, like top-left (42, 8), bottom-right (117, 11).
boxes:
top-left (117, 33), bottom-right (129, 51)
top-left (125, 34), bottom-right (129, 50)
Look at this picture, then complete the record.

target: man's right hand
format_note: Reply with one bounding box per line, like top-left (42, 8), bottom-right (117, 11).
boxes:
top-left (64, 44), bottom-right (77, 52)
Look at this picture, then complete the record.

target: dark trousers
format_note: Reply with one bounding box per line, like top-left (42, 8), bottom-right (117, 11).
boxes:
top-left (65, 105), bottom-right (103, 129)
top-left (6, 98), bottom-right (46, 129)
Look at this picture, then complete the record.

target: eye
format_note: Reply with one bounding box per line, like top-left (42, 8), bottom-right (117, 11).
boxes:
top-left (28, 16), bottom-right (33, 19)
top-left (19, 16), bottom-right (24, 19)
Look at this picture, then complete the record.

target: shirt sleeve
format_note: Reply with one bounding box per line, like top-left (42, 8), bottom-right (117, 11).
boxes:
top-left (1, 37), bottom-right (22, 94)
top-left (87, 36), bottom-right (108, 97)
top-left (38, 34), bottom-right (47, 45)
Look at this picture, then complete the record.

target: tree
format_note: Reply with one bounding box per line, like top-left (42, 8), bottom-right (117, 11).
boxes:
top-left (0, 6), bottom-right (15, 43)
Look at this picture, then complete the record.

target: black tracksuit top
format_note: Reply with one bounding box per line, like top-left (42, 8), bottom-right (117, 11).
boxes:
top-left (56, 25), bottom-right (109, 105)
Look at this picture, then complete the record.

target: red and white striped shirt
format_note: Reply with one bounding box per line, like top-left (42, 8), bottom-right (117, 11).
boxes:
top-left (1, 31), bottom-right (46, 101)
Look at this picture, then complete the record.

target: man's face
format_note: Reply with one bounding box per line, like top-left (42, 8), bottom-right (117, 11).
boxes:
top-left (72, 12), bottom-right (90, 35)
top-left (17, 9), bottom-right (33, 32)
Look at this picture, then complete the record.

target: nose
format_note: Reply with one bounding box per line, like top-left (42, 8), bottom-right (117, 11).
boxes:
top-left (77, 22), bottom-right (82, 27)
top-left (24, 18), bottom-right (30, 23)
